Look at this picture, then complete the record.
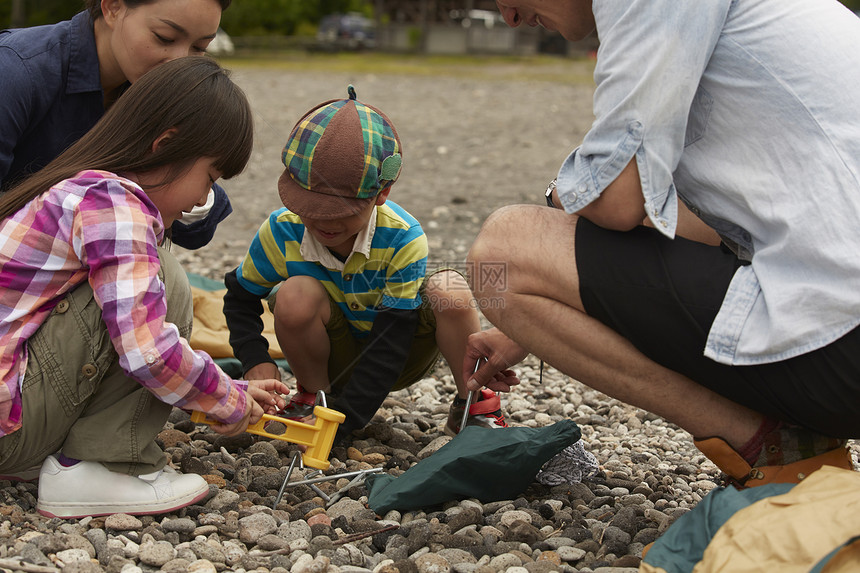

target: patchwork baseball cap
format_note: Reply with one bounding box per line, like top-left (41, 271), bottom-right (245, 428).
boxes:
top-left (278, 85), bottom-right (403, 220)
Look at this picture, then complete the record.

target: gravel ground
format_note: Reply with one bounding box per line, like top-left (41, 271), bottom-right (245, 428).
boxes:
top-left (1, 58), bottom-right (857, 573)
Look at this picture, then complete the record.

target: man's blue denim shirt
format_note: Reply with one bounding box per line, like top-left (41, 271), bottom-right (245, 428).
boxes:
top-left (0, 11), bottom-right (231, 249)
top-left (557, 0), bottom-right (860, 365)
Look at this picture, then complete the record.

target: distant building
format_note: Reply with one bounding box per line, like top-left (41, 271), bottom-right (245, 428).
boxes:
top-left (370, 0), bottom-right (598, 55)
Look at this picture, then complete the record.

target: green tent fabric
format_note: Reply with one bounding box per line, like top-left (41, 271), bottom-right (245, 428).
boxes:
top-left (365, 420), bottom-right (581, 514)
top-left (641, 466), bottom-right (860, 573)
top-left (642, 482), bottom-right (794, 573)
top-left (186, 272), bottom-right (230, 292)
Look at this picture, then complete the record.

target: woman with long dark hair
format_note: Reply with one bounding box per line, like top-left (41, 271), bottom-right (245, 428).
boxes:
top-left (0, 0), bottom-right (235, 249)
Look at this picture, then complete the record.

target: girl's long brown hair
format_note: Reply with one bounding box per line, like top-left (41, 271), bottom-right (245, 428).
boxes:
top-left (0, 56), bottom-right (253, 221)
top-left (86, 0), bottom-right (232, 20)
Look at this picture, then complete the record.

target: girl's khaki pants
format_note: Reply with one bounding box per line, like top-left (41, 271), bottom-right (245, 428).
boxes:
top-left (0, 247), bottom-right (192, 476)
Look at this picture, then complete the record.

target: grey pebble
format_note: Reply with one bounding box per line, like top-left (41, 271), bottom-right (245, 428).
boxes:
top-left (138, 540), bottom-right (176, 566)
top-left (238, 512), bottom-right (278, 544)
top-left (161, 517), bottom-right (197, 534)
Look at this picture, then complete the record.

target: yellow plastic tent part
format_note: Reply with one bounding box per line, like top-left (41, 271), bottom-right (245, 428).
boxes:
top-left (190, 406), bottom-right (346, 470)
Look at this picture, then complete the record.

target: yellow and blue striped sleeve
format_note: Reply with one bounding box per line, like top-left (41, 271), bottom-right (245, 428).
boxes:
top-left (236, 208), bottom-right (303, 296)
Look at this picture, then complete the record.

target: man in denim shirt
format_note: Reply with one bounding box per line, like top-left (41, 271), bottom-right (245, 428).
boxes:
top-left (466, 0), bottom-right (860, 487)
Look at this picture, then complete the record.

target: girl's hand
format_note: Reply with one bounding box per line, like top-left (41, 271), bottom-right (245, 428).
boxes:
top-left (209, 379), bottom-right (290, 436)
top-left (210, 397), bottom-right (261, 436)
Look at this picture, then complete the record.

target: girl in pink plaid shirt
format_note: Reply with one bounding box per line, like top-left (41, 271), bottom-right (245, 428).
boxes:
top-left (0, 57), bottom-right (288, 518)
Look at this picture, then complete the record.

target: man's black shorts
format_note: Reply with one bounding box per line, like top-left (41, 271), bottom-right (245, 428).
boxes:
top-left (575, 217), bottom-right (860, 438)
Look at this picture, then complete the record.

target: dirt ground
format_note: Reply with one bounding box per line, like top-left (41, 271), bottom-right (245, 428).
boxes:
top-left (175, 56), bottom-right (597, 278)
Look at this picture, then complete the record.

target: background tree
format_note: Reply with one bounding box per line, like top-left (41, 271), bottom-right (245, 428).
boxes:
top-left (219, 0), bottom-right (368, 35)
top-left (2, 0), bottom-right (859, 37)
top-left (3, 0), bottom-right (80, 28)
top-left (1, 0), bottom-right (373, 34)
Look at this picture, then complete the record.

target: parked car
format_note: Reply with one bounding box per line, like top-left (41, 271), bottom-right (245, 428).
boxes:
top-left (449, 9), bottom-right (505, 29)
top-left (207, 28), bottom-right (235, 56)
top-left (315, 13), bottom-right (376, 51)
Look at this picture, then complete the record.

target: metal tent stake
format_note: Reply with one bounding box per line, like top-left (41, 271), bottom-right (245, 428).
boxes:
top-left (272, 461), bottom-right (383, 510)
top-left (274, 451), bottom-right (303, 509)
top-left (459, 358), bottom-right (486, 434)
top-left (269, 390), bottom-right (381, 509)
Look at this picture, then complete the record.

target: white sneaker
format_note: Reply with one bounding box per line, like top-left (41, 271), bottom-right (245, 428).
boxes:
top-left (37, 455), bottom-right (209, 519)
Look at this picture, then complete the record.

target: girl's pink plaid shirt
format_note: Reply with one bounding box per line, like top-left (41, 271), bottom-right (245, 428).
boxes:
top-left (0, 170), bottom-right (246, 437)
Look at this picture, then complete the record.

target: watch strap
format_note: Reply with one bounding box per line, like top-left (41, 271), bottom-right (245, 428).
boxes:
top-left (545, 178), bottom-right (558, 208)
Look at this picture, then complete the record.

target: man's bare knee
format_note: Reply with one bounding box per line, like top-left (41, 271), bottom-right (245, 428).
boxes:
top-left (468, 205), bottom-right (523, 266)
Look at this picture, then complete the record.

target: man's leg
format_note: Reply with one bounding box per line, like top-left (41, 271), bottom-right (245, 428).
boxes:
top-left (467, 205), bottom-right (762, 449)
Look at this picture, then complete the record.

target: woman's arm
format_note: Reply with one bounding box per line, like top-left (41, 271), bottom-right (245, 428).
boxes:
top-left (0, 49), bottom-right (35, 189)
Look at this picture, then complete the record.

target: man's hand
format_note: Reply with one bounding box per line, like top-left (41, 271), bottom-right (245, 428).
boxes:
top-left (463, 327), bottom-right (527, 393)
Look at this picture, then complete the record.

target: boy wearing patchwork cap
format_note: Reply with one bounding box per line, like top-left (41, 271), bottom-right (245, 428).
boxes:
top-left (223, 87), bottom-right (512, 436)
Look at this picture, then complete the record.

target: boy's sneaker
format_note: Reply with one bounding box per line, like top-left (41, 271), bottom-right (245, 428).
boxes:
top-left (445, 388), bottom-right (509, 436)
top-left (36, 455), bottom-right (209, 519)
top-left (280, 390), bottom-right (317, 420)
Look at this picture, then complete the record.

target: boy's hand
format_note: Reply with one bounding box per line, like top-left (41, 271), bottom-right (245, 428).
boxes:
top-left (244, 362), bottom-right (282, 382)
top-left (209, 379), bottom-right (290, 436)
top-left (246, 378), bottom-right (291, 414)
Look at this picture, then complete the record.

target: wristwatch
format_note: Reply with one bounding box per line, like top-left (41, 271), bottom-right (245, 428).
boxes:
top-left (545, 178), bottom-right (557, 208)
